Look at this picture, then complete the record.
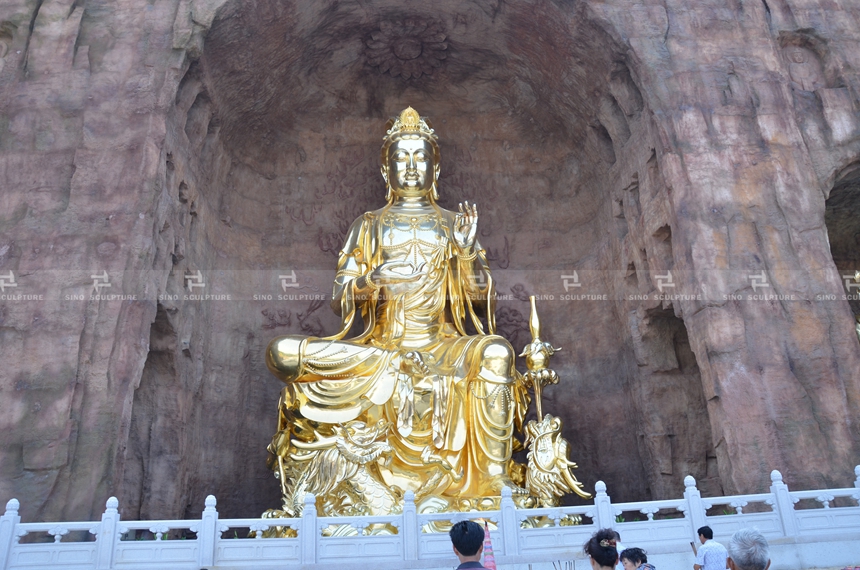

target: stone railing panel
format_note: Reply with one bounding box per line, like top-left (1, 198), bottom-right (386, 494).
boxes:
top-left (216, 536), bottom-right (299, 567)
top-left (702, 492), bottom-right (782, 540)
top-left (789, 487), bottom-right (860, 534)
top-left (518, 523), bottom-right (596, 556)
top-left (3, 502), bottom-right (99, 570)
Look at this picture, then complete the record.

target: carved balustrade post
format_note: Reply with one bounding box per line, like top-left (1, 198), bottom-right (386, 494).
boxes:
top-left (500, 487), bottom-right (519, 556)
top-left (0, 499), bottom-right (21, 570)
top-left (682, 476), bottom-right (707, 541)
top-left (300, 493), bottom-right (317, 565)
top-left (593, 481), bottom-right (615, 529)
top-left (854, 465), bottom-right (860, 489)
top-left (402, 491), bottom-right (418, 560)
top-left (95, 497), bottom-right (120, 570)
top-left (197, 495), bottom-right (218, 568)
top-left (769, 470), bottom-right (798, 538)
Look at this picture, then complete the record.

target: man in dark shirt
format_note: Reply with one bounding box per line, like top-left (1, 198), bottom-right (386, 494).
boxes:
top-left (450, 520), bottom-right (487, 570)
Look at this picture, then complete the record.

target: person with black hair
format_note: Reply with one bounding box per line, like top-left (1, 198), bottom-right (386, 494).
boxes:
top-left (584, 528), bottom-right (619, 570)
top-left (449, 520), bottom-right (487, 570)
top-left (694, 526), bottom-right (727, 570)
top-left (620, 547), bottom-right (656, 570)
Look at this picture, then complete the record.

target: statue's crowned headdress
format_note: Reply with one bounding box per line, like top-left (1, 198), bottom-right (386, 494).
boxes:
top-left (380, 107), bottom-right (441, 202)
top-left (384, 106), bottom-right (437, 141)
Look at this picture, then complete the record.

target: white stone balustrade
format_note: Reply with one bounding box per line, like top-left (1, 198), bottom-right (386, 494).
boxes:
top-left (1, 466), bottom-right (859, 570)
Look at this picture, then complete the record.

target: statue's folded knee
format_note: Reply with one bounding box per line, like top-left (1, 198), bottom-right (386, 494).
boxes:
top-left (479, 337), bottom-right (515, 383)
top-left (266, 335), bottom-right (304, 383)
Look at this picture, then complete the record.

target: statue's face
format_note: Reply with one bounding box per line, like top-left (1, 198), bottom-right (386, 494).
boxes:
top-left (385, 136), bottom-right (437, 197)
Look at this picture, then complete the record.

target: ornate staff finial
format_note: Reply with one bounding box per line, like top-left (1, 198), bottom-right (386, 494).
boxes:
top-left (528, 296), bottom-right (541, 340)
top-left (519, 296), bottom-right (561, 418)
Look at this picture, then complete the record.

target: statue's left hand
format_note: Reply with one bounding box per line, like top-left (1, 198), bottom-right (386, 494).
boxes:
top-left (369, 261), bottom-right (429, 296)
top-left (454, 201), bottom-right (478, 251)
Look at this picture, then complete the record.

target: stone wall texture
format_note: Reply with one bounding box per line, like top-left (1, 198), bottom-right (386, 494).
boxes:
top-left (0, 0), bottom-right (858, 521)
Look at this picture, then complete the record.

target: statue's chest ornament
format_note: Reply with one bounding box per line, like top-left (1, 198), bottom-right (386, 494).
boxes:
top-left (381, 212), bottom-right (448, 267)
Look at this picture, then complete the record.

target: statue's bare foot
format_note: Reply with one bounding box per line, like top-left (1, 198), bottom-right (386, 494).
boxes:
top-left (490, 475), bottom-right (529, 495)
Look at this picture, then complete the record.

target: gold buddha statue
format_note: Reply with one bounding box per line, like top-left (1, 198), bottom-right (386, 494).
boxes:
top-left (265, 108), bottom-right (587, 517)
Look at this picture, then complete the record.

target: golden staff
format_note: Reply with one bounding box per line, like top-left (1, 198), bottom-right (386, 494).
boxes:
top-left (519, 296), bottom-right (562, 418)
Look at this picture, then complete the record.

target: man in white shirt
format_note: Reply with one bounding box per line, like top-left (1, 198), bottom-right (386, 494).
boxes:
top-left (694, 526), bottom-right (728, 570)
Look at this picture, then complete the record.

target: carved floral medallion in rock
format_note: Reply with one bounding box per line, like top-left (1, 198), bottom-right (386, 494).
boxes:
top-left (365, 18), bottom-right (447, 79)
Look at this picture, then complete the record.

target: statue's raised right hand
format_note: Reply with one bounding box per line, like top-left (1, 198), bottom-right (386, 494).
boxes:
top-left (453, 201), bottom-right (478, 251)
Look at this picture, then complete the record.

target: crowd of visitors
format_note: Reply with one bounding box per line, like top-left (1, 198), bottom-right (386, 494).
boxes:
top-left (448, 519), bottom-right (773, 570)
top-left (577, 526), bottom-right (771, 570)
